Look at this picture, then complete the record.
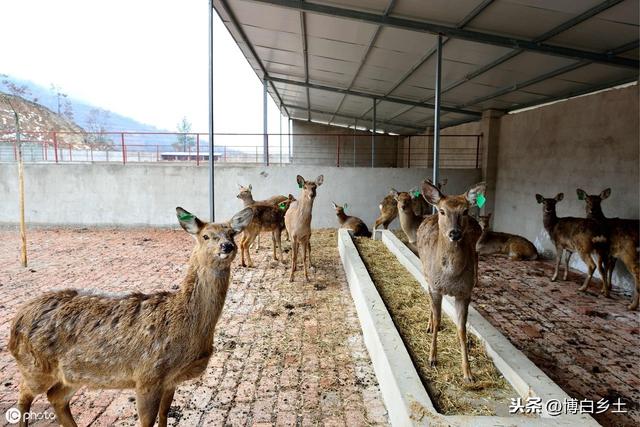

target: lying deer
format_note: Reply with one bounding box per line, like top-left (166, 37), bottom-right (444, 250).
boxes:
top-left (237, 184), bottom-right (289, 250)
top-left (332, 202), bottom-right (371, 237)
top-left (535, 193), bottom-right (609, 294)
top-left (8, 207), bottom-right (253, 427)
top-left (285, 175), bottom-right (323, 282)
top-left (240, 195), bottom-right (295, 267)
top-left (577, 188), bottom-right (639, 310)
top-left (418, 180), bottom-right (485, 382)
top-left (373, 192), bottom-right (398, 230)
top-left (477, 213), bottom-right (538, 260)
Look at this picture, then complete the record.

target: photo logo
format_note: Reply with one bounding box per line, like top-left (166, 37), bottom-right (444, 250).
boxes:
top-left (5, 408), bottom-right (20, 424)
top-left (5, 407), bottom-right (56, 424)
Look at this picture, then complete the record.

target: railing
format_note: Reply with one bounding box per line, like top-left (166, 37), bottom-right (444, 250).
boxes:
top-left (0, 131), bottom-right (482, 168)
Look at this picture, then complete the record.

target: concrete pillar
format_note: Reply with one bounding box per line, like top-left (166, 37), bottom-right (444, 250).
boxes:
top-left (479, 109), bottom-right (504, 214)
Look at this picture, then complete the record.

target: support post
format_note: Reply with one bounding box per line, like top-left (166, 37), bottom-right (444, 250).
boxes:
top-left (53, 131), bottom-right (58, 163)
top-left (336, 135), bottom-right (340, 167)
top-left (288, 118), bottom-right (292, 163)
top-left (208, 0), bottom-right (215, 221)
top-left (263, 78), bottom-right (269, 166)
top-left (408, 136), bottom-right (411, 168)
top-left (353, 119), bottom-right (357, 167)
top-left (121, 133), bottom-right (126, 164)
top-left (432, 34), bottom-right (443, 187)
top-left (371, 99), bottom-right (376, 168)
top-left (279, 110), bottom-right (283, 164)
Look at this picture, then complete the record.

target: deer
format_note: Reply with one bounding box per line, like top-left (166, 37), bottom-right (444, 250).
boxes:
top-left (417, 180), bottom-right (486, 383)
top-left (535, 193), bottom-right (609, 295)
top-left (332, 202), bottom-right (371, 237)
top-left (285, 175), bottom-right (323, 282)
top-left (391, 189), bottom-right (424, 251)
top-left (577, 188), bottom-right (640, 310)
top-left (8, 206), bottom-right (253, 427)
top-left (237, 184), bottom-right (289, 250)
top-left (477, 213), bottom-right (538, 260)
top-left (373, 192), bottom-right (398, 230)
top-left (240, 194), bottom-right (295, 267)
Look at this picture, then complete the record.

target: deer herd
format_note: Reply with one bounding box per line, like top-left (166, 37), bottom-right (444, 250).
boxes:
top-left (7, 172), bottom-right (639, 426)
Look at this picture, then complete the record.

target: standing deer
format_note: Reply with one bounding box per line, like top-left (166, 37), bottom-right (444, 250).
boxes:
top-left (373, 192), bottom-right (398, 230)
top-left (577, 188), bottom-right (639, 310)
top-left (417, 180), bottom-right (485, 382)
top-left (240, 195), bottom-right (295, 267)
top-left (285, 175), bottom-right (323, 282)
top-left (477, 213), bottom-right (538, 260)
top-left (535, 193), bottom-right (609, 294)
top-left (332, 202), bottom-right (371, 237)
top-left (391, 189), bottom-right (423, 248)
top-left (8, 207), bottom-right (253, 427)
top-left (237, 184), bottom-right (289, 250)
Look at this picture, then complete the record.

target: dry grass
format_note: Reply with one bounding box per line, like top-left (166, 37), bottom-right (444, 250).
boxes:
top-left (353, 236), bottom-right (513, 416)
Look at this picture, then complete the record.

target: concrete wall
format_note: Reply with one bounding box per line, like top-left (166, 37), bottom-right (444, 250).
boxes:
top-left (0, 163), bottom-right (481, 229)
top-left (490, 85), bottom-right (639, 291)
top-left (292, 120), bottom-right (399, 167)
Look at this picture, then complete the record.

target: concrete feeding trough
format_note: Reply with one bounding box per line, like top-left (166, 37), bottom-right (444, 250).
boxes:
top-left (338, 228), bottom-right (599, 426)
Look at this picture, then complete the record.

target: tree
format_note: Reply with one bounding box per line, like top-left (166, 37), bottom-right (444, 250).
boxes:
top-left (173, 116), bottom-right (195, 151)
top-left (0, 74), bottom-right (38, 103)
top-left (50, 84), bottom-right (74, 122)
top-left (85, 108), bottom-right (113, 148)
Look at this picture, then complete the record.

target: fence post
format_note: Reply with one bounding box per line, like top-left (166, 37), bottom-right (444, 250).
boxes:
top-left (53, 132), bottom-right (59, 163)
top-left (475, 135), bottom-right (480, 169)
top-left (121, 133), bottom-right (126, 164)
top-left (255, 146), bottom-right (258, 163)
top-left (90, 146), bottom-right (94, 162)
top-left (13, 142), bottom-right (17, 161)
top-left (224, 145), bottom-right (227, 162)
top-left (408, 136), bottom-right (411, 169)
top-left (156, 145), bottom-right (160, 162)
top-left (196, 134), bottom-right (200, 166)
top-left (69, 144), bottom-right (72, 161)
top-left (336, 135), bottom-right (340, 167)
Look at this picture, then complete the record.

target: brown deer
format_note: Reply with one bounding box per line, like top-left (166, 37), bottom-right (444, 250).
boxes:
top-left (332, 202), bottom-right (371, 237)
top-left (535, 193), bottom-right (609, 294)
top-left (285, 175), bottom-right (323, 282)
top-left (240, 194), bottom-right (295, 267)
top-left (577, 188), bottom-right (640, 310)
top-left (8, 207), bottom-right (253, 427)
top-left (477, 213), bottom-right (538, 260)
top-left (391, 189), bottom-right (424, 248)
top-left (417, 180), bottom-right (485, 382)
top-left (373, 192), bottom-right (398, 230)
top-left (237, 184), bottom-right (289, 250)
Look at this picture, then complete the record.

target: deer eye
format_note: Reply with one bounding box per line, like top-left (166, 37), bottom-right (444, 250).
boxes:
top-left (439, 209), bottom-right (445, 215)
top-left (202, 235), bottom-right (210, 240)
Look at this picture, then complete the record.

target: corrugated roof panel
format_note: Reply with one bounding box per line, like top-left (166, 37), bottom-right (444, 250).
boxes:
top-left (556, 63), bottom-right (639, 85)
top-left (243, 25), bottom-right (301, 52)
top-left (231, 0), bottom-right (300, 33)
top-left (307, 55), bottom-right (360, 80)
top-left (442, 39), bottom-right (513, 67)
top-left (373, 26), bottom-right (439, 55)
top-left (443, 81), bottom-right (500, 104)
top-left (308, 0), bottom-right (390, 15)
top-left (307, 37), bottom-right (368, 63)
top-left (490, 90), bottom-right (548, 105)
top-left (309, 88), bottom-right (344, 111)
top-left (305, 12), bottom-right (378, 44)
top-left (547, 20), bottom-right (638, 53)
top-left (391, 0), bottom-right (489, 26)
top-left (521, 78), bottom-right (589, 97)
top-left (597, 0), bottom-right (639, 26)
top-left (391, 83), bottom-right (433, 101)
top-left (339, 95), bottom-right (374, 116)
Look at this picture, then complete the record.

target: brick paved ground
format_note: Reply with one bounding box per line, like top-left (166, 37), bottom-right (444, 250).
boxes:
top-left (475, 255), bottom-right (640, 427)
top-left (0, 227), bottom-right (389, 427)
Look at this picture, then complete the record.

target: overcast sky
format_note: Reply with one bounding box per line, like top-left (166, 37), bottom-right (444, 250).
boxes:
top-left (0, 0), bottom-right (285, 137)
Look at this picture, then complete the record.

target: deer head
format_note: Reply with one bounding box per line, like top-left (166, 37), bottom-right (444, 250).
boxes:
top-left (176, 207), bottom-right (253, 266)
top-left (236, 184), bottom-right (252, 201)
top-left (421, 181), bottom-right (486, 242)
top-left (296, 175), bottom-right (323, 200)
top-left (478, 213), bottom-right (492, 231)
top-left (576, 188), bottom-right (610, 217)
top-left (535, 193), bottom-right (564, 214)
top-left (391, 189), bottom-right (413, 213)
top-left (332, 202), bottom-right (347, 215)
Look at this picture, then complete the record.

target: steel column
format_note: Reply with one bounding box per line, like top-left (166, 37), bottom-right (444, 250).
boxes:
top-left (432, 35), bottom-right (443, 187)
top-left (263, 78), bottom-right (269, 165)
top-left (208, 0), bottom-right (215, 221)
top-left (288, 118), bottom-right (292, 162)
top-left (371, 99), bottom-right (376, 168)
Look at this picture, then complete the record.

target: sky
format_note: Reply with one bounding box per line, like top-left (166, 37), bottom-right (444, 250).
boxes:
top-left (0, 0), bottom-right (286, 139)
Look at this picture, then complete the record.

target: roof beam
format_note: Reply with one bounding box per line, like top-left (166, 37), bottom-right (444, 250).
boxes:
top-left (267, 76), bottom-right (482, 117)
top-left (328, 0), bottom-right (396, 124)
top-left (429, 0), bottom-right (629, 100)
top-left (245, 0), bottom-right (638, 69)
top-left (215, 0), bottom-right (290, 117)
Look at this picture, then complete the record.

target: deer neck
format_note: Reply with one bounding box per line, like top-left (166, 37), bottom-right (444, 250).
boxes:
top-left (542, 208), bottom-right (558, 231)
top-left (336, 211), bottom-right (348, 224)
top-left (241, 195), bottom-right (255, 207)
top-left (589, 204), bottom-right (606, 220)
top-left (436, 231), bottom-right (471, 277)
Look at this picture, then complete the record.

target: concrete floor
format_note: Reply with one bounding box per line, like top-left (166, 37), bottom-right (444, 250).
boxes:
top-left (0, 228), bottom-right (389, 426)
top-left (474, 254), bottom-right (639, 427)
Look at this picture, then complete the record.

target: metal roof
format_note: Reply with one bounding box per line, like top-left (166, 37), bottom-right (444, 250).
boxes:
top-left (212, 0), bottom-right (639, 134)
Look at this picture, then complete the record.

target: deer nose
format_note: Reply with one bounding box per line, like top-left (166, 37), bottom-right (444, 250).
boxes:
top-left (449, 229), bottom-right (462, 241)
top-left (220, 242), bottom-right (235, 254)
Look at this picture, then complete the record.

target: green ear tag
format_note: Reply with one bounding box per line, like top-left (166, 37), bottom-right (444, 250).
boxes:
top-left (578, 192), bottom-right (584, 200)
top-left (298, 182), bottom-right (303, 189)
top-left (278, 202), bottom-right (286, 210)
top-left (476, 193), bottom-right (486, 208)
top-left (413, 190), bottom-right (421, 198)
top-left (179, 212), bottom-right (194, 221)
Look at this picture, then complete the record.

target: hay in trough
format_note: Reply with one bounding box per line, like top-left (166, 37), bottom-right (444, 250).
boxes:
top-left (353, 236), bottom-right (514, 416)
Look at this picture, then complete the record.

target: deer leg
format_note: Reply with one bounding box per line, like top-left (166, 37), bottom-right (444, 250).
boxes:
top-left (563, 250), bottom-right (572, 280)
top-left (284, 229), bottom-right (290, 242)
top-left (607, 256), bottom-right (616, 293)
top-left (46, 383), bottom-right (78, 427)
top-left (289, 239), bottom-right (298, 282)
top-left (455, 297), bottom-right (474, 382)
top-left (157, 388), bottom-right (175, 427)
top-left (245, 232), bottom-right (258, 268)
top-left (303, 238), bottom-right (310, 281)
top-left (578, 251), bottom-right (596, 292)
top-left (306, 240), bottom-right (313, 269)
top-left (551, 248), bottom-right (563, 281)
top-left (271, 231), bottom-right (277, 260)
top-left (240, 234), bottom-right (248, 267)
top-left (428, 292), bottom-right (443, 368)
top-left (630, 262), bottom-right (640, 311)
top-left (595, 252), bottom-right (609, 297)
top-left (136, 385), bottom-right (162, 427)
top-left (17, 382), bottom-right (35, 427)
top-left (275, 229), bottom-right (284, 264)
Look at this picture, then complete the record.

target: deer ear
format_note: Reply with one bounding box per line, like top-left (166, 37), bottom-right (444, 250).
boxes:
top-left (248, 184), bottom-right (252, 191)
top-left (288, 194), bottom-right (295, 200)
top-left (576, 188), bottom-right (587, 200)
top-left (465, 182), bottom-right (486, 206)
top-left (296, 175), bottom-right (305, 188)
top-left (315, 175), bottom-right (324, 186)
top-left (331, 201), bottom-right (338, 209)
top-left (343, 203), bottom-right (348, 209)
top-left (555, 193), bottom-right (564, 202)
top-left (176, 207), bottom-right (204, 235)
top-left (229, 207), bottom-right (254, 233)
top-left (421, 180), bottom-right (442, 206)
top-left (390, 188), bottom-right (399, 200)
top-left (535, 194), bottom-right (544, 204)
top-left (600, 188), bottom-right (611, 199)
top-left (487, 212), bottom-right (492, 219)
